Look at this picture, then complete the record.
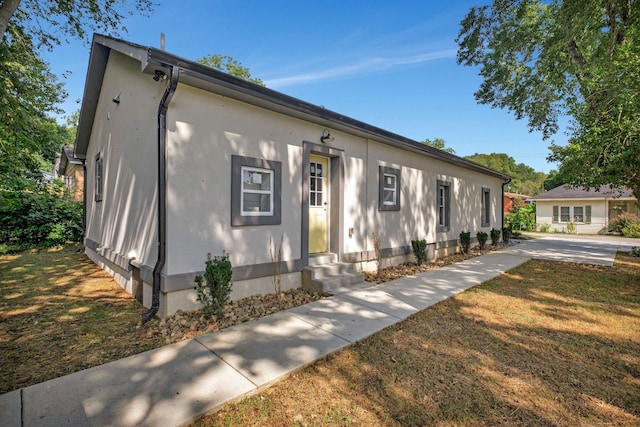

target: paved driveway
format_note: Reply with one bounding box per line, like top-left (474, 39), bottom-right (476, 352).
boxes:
top-left (505, 233), bottom-right (638, 266)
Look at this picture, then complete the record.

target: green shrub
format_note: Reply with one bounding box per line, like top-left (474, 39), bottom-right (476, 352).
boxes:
top-left (0, 181), bottom-right (82, 247)
top-left (622, 224), bottom-right (640, 238)
top-left (502, 227), bottom-right (512, 242)
top-left (490, 228), bottom-right (501, 245)
top-left (194, 251), bottom-right (233, 320)
top-left (476, 231), bottom-right (488, 250)
top-left (609, 212), bottom-right (640, 237)
top-left (411, 239), bottom-right (427, 264)
top-left (459, 231), bottom-right (471, 254)
top-left (631, 247), bottom-right (640, 257)
top-left (538, 223), bottom-right (551, 233)
top-left (566, 221), bottom-right (577, 234)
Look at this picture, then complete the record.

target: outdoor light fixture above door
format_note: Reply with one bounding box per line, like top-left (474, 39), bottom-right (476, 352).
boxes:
top-left (320, 129), bottom-right (335, 143)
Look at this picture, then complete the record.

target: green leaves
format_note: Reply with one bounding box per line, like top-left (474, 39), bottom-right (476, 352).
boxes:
top-left (457, 0), bottom-right (640, 198)
top-left (197, 54), bottom-right (266, 86)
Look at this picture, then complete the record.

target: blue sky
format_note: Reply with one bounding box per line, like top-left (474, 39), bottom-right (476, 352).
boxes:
top-left (41, 0), bottom-right (566, 173)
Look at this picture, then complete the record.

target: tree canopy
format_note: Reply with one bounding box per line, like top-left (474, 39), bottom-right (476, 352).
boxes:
top-left (197, 54), bottom-right (265, 86)
top-left (420, 138), bottom-right (456, 154)
top-left (0, 0), bottom-right (154, 189)
top-left (465, 152), bottom-right (547, 195)
top-left (457, 0), bottom-right (640, 199)
top-left (0, 0), bottom-right (154, 49)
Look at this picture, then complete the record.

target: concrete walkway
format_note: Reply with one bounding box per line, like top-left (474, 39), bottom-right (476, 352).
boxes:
top-left (1, 235), bottom-right (635, 426)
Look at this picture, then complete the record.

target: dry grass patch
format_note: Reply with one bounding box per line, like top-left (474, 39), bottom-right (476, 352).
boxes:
top-left (0, 245), bottom-right (162, 394)
top-left (194, 253), bottom-right (640, 426)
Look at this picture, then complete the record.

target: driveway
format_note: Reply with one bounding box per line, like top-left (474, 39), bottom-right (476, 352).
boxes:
top-left (505, 233), bottom-right (638, 266)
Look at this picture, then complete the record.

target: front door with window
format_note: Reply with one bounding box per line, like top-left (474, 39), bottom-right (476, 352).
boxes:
top-left (309, 155), bottom-right (329, 253)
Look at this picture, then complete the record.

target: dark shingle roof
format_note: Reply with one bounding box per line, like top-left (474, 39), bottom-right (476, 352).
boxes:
top-left (532, 185), bottom-right (635, 200)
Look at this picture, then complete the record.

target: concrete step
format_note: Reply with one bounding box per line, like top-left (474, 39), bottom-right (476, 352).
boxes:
top-left (308, 253), bottom-right (338, 266)
top-left (302, 262), bottom-right (366, 294)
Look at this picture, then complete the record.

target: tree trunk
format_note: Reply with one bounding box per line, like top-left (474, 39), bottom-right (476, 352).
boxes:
top-left (0, 0), bottom-right (22, 38)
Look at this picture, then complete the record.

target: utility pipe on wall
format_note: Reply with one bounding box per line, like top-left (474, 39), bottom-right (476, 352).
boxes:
top-left (142, 66), bottom-right (179, 324)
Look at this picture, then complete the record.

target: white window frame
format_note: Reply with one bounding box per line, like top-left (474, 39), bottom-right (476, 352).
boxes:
top-left (481, 187), bottom-right (490, 227)
top-left (573, 206), bottom-right (584, 223)
top-left (437, 180), bottom-right (451, 232)
top-left (240, 166), bottom-right (274, 217)
top-left (94, 153), bottom-right (103, 202)
top-left (383, 173), bottom-right (397, 206)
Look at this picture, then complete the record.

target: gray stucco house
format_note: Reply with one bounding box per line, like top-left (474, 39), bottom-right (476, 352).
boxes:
top-left (74, 34), bottom-right (510, 319)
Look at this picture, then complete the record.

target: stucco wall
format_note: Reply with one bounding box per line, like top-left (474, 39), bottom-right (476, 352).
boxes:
top-left (84, 50), bottom-right (166, 270)
top-left (163, 84), bottom-right (505, 278)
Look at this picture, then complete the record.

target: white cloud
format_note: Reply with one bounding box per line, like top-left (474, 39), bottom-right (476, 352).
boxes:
top-left (265, 48), bottom-right (457, 88)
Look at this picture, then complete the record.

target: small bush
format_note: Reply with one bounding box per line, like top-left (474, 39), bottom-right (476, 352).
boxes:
top-left (538, 223), bottom-right (551, 233)
top-left (194, 251), bottom-right (233, 320)
top-left (631, 247), bottom-right (640, 257)
top-left (411, 239), bottom-right (427, 264)
top-left (476, 231), bottom-right (488, 250)
top-left (566, 221), bottom-right (577, 234)
top-left (502, 227), bottom-right (512, 242)
top-left (622, 223), bottom-right (640, 238)
top-left (609, 212), bottom-right (640, 235)
top-left (490, 228), bottom-right (501, 245)
top-left (459, 231), bottom-right (471, 254)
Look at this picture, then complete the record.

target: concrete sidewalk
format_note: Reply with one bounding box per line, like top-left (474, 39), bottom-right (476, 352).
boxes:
top-left (0, 236), bottom-right (631, 426)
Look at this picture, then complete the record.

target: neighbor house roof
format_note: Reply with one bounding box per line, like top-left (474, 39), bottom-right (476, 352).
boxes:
top-left (532, 185), bottom-right (635, 201)
top-left (74, 34), bottom-right (511, 182)
top-left (56, 146), bottom-right (83, 176)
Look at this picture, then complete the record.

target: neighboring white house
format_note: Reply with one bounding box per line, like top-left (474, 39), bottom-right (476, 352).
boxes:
top-left (73, 34), bottom-right (511, 319)
top-left (532, 185), bottom-right (638, 234)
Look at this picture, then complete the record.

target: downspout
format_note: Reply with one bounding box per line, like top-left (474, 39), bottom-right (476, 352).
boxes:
top-left (82, 161), bottom-right (87, 241)
top-left (501, 178), bottom-right (511, 232)
top-left (142, 66), bottom-right (179, 323)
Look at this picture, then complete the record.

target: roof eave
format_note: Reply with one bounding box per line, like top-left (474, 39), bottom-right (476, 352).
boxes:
top-left (75, 34), bottom-right (511, 181)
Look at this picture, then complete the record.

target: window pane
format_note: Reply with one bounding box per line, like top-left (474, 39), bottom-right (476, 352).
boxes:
top-left (243, 169), bottom-right (271, 191)
top-left (560, 207), bottom-right (570, 222)
top-left (316, 191), bottom-right (322, 206)
top-left (310, 192), bottom-right (316, 206)
top-left (574, 206), bottom-right (584, 222)
top-left (383, 189), bottom-right (396, 205)
top-left (384, 174), bottom-right (396, 189)
top-left (243, 193), bottom-right (271, 213)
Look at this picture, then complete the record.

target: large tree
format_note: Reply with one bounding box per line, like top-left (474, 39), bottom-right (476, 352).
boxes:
top-left (0, 23), bottom-right (68, 187)
top-left (456, 0), bottom-right (640, 199)
top-left (0, 0), bottom-right (154, 187)
top-left (420, 137), bottom-right (456, 154)
top-left (464, 152), bottom-right (547, 195)
top-left (0, 0), bottom-right (153, 49)
top-left (197, 54), bottom-right (265, 86)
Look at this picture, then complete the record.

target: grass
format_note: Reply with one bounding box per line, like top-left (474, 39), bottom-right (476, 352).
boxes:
top-left (193, 253), bottom-right (640, 426)
top-left (0, 245), bottom-right (162, 394)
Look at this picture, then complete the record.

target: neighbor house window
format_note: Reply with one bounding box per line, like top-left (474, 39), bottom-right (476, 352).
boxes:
top-left (94, 153), bottom-right (103, 202)
top-left (231, 155), bottom-right (281, 226)
top-left (437, 180), bottom-right (451, 232)
top-left (481, 187), bottom-right (490, 227)
top-left (378, 166), bottom-right (401, 211)
top-left (554, 205), bottom-right (589, 224)
top-left (573, 206), bottom-right (584, 223)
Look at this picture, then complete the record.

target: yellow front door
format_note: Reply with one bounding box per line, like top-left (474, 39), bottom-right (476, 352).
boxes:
top-left (309, 156), bottom-right (329, 253)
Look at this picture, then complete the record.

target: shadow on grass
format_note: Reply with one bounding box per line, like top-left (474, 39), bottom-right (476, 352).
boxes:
top-left (0, 245), bottom-right (161, 394)
top-left (207, 255), bottom-right (640, 426)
